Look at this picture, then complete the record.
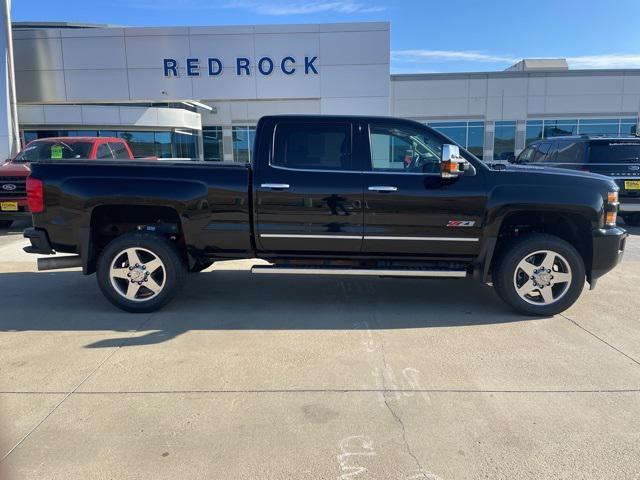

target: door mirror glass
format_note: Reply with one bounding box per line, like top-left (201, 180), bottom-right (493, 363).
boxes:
top-left (440, 144), bottom-right (468, 178)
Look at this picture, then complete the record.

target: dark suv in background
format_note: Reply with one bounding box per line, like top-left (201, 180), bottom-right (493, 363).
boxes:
top-left (514, 135), bottom-right (640, 226)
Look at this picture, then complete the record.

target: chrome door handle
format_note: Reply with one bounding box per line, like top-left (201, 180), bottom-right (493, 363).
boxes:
top-left (368, 185), bottom-right (397, 192)
top-left (261, 183), bottom-right (290, 190)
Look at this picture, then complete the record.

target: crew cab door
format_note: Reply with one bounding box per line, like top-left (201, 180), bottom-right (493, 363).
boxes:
top-left (361, 120), bottom-right (486, 255)
top-left (253, 118), bottom-right (364, 253)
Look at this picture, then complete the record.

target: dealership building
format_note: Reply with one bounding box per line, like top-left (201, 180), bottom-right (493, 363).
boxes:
top-left (1, 20), bottom-right (639, 162)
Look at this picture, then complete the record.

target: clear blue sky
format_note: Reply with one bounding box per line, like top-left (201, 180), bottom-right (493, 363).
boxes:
top-left (11, 0), bottom-right (640, 73)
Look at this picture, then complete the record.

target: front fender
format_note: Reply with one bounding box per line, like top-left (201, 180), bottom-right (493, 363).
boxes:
top-left (483, 184), bottom-right (604, 237)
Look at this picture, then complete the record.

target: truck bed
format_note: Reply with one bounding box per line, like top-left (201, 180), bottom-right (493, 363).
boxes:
top-left (28, 159), bottom-right (253, 257)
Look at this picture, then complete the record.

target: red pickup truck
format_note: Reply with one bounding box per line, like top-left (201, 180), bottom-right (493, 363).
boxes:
top-left (0, 137), bottom-right (135, 228)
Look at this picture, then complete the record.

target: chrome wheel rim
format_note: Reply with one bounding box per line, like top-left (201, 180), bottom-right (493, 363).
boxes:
top-left (109, 247), bottom-right (166, 302)
top-left (513, 250), bottom-right (572, 306)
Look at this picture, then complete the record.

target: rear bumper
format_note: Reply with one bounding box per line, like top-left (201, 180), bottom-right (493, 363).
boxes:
top-left (590, 227), bottom-right (627, 284)
top-left (23, 227), bottom-right (54, 254)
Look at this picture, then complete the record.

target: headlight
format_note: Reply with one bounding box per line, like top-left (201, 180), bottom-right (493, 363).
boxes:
top-left (605, 191), bottom-right (619, 227)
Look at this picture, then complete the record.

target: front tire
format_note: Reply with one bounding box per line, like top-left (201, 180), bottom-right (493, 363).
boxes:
top-left (96, 233), bottom-right (186, 313)
top-left (493, 234), bottom-right (585, 316)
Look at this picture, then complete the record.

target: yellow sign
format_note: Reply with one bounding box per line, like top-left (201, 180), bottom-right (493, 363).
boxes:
top-left (1, 201), bottom-right (18, 211)
top-left (625, 180), bottom-right (640, 190)
top-left (51, 144), bottom-right (63, 159)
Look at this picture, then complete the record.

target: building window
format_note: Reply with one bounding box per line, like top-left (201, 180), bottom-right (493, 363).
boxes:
top-left (525, 120), bottom-right (543, 146)
top-left (203, 126), bottom-right (223, 161)
top-left (526, 117), bottom-right (639, 146)
top-left (21, 129), bottom-right (198, 159)
top-left (620, 118), bottom-right (638, 135)
top-left (118, 131), bottom-right (155, 157)
top-left (174, 130), bottom-right (197, 158)
top-left (232, 126), bottom-right (256, 163)
top-left (493, 121), bottom-right (516, 161)
top-left (426, 121), bottom-right (485, 160)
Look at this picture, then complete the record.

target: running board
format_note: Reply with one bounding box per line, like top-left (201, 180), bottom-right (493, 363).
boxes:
top-left (250, 266), bottom-right (467, 278)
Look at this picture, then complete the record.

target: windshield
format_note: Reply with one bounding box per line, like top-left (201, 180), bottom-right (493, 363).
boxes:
top-left (14, 140), bottom-right (93, 162)
top-left (589, 142), bottom-right (640, 164)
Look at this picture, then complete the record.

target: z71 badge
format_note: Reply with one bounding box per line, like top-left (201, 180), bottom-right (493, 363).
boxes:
top-left (447, 220), bottom-right (475, 227)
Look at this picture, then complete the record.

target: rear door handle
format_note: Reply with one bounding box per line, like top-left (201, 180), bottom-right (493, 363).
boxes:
top-left (368, 185), bottom-right (397, 192)
top-left (261, 183), bottom-right (290, 190)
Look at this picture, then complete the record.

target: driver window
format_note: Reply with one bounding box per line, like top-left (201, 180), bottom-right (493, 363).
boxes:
top-left (369, 124), bottom-right (443, 173)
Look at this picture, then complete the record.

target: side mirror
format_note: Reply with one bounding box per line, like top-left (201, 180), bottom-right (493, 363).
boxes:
top-left (440, 144), bottom-right (467, 178)
top-left (507, 154), bottom-right (517, 164)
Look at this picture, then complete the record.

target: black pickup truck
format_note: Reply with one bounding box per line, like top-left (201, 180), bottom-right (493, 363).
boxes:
top-left (24, 115), bottom-right (627, 315)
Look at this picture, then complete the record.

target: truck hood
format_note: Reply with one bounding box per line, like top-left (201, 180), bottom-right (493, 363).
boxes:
top-left (0, 161), bottom-right (30, 177)
top-left (488, 163), bottom-right (619, 193)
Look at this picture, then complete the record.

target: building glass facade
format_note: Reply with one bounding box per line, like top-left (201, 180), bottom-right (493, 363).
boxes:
top-left (427, 121), bottom-right (485, 160)
top-left (493, 121), bottom-right (517, 161)
top-left (525, 118), bottom-right (638, 146)
top-left (202, 126), bottom-right (223, 161)
top-left (232, 126), bottom-right (257, 163)
top-left (22, 129), bottom-right (197, 159)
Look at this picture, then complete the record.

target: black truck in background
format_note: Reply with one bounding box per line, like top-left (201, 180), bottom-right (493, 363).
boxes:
top-left (513, 135), bottom-right (640, 226)
top-left (24, 115), bottom-right (627, 315)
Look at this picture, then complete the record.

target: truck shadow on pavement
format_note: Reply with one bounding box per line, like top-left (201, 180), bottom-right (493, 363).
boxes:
top-left (0, 269), bottom-right (550, 348)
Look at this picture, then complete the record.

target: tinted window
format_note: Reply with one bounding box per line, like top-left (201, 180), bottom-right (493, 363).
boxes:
top-left (369, 123), bottom-right (442, 173)
top-left (532, 143), bottom-right (551, 163)
top-left (96, 143), bottom-right (114, 159)
top-left (273, 122), bottom-right (352, 171)
top-left (109, 142), bottom-right (130, 159)
top-left (14, 140), bottom-right (93, 162)
top-left (589, 142), bottom-right (640, 164)
top-left (555, 142), bottom-right (585, 164)
top-left (517, 146), bottom-right (536, 163)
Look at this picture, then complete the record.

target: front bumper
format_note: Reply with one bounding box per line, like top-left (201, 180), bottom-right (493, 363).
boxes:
top-left (590, 226), bottom-right (627, 284)
top-left (619, 199), bottom-right (640, 213)
top-left (0, 198), bottom-right (30, 220)
top-left (23, 227), bottom-right (55, 254)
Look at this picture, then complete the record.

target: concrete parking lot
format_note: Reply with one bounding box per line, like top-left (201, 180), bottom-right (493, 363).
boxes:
top-left (0, 220), bottom-right (639, 479)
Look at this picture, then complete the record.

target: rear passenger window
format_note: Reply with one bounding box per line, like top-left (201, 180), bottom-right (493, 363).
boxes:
top-left (589, 142), bottom-right (640, 164)
top-left (556, 142), bottom-right (586, 164)
top-left (109, 142), bottom-right (130, 159)
top-left (96, 143), bottom-right (114, 159)
top-left (272, 122), bottom-right (352, 171)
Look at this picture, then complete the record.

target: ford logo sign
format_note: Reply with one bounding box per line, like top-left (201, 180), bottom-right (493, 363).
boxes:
top-left (629, 165), bottom-right (640, 171)
top-left (1, 183), bottom-right (16, 191)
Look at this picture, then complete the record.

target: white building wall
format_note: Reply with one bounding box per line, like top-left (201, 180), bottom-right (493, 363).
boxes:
top-left (392, 70), bottom-right (640, 158)
top-left (13, 22), bottom-right (390, 116)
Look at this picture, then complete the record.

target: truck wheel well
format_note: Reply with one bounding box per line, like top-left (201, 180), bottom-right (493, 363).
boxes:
top-left (492, 211), bottom-right (592, 276)
top-left (89, 205), bottom-right (185, 272)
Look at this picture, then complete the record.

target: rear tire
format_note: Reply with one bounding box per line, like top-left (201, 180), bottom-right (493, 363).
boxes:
top-left (0, 220), bottom-right (13, 229)
top-left (96, 233), bottom-right (186, 313)
top-left (493, 234), bottom-right (585, 316)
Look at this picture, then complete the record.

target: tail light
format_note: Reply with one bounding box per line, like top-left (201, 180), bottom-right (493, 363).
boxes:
top-left (26, 177), bottom-right (44, 213)
top-left (604, 191), bottom-right (618, 227)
